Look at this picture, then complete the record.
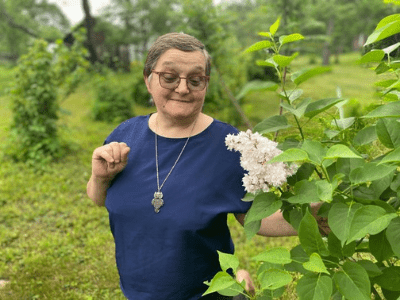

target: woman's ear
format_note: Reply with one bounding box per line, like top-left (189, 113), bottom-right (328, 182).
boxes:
top-left (144, 75), bottom-right (152, 94)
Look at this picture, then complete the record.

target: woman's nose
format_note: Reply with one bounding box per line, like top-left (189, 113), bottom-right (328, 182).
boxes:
top-left (174, 78), bottom-right (190, 94)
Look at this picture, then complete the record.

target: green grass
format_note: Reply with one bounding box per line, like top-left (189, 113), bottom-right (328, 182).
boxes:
top-left (243, 52), bottom-right (382, 126)
top-left (0, 52), bottom-right (383, 299)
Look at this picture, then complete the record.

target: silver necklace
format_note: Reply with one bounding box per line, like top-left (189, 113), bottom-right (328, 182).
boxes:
top-left (152, 117), bottom-right (197, 213)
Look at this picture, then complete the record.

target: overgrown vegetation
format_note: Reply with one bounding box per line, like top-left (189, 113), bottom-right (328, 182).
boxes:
top-left (4, 29), bottom-right (88, 166)
top-left (0, 49), bottom-right (385, 299)
top-left (205, 14), bottom-right (400, 300)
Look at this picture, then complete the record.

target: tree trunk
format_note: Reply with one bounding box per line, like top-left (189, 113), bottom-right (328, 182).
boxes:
top-left (322, 18), bottom-right (334, 66)
top-left (82, 0), bottom-right (99, 64)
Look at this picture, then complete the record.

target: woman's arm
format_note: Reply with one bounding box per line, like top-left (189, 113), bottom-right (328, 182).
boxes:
top-left (235, 203), bottom-right (323, 237)
top-left (87, 142), bottom-right (130, 207)
top-left (235, 211), bottom-right (297, 237)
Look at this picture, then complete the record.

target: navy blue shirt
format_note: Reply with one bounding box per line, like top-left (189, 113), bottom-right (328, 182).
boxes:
top-left (104, 115), bottom-right (251, 300)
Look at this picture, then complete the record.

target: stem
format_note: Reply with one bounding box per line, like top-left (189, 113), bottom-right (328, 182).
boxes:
top-left (294, 115), bottom-right (305, 141)
top-left (274, 67), bottom-right (287, 141)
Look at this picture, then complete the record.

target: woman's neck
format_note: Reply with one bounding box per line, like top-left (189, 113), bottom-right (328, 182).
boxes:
top-left (149, 112), bottom-right (213, 138)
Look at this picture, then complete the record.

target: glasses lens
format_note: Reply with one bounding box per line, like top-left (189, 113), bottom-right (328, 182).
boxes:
top-left (188, 76), bottom-right (205, 91)
top-left (157, 72), bottom-right (207, 91)
top-left (160, 73), bottom-right (179, 89)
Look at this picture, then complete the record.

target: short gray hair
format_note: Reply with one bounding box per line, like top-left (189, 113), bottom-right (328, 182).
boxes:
top-left (143, 32), bottom-right (211, 78)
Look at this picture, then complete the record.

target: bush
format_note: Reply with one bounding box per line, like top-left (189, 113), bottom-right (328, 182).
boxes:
top-left (205, 15), bottom-right (400, 300)
top-left (93, 76), bottom-right (134, 123)
top-left (7, 40), bottom-right (61, 164)
top-left (5, 29), bottom-right (88, 166)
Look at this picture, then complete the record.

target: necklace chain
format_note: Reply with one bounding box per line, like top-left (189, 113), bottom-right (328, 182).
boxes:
top-left (152, 116), bottom-right (197, 213)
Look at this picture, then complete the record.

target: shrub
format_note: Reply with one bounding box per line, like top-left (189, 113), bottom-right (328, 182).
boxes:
top-left (5, 29), bottom-right (88, 166)
top-left (93, 76), bottom-right (134, 123)
top-left (205, 15), bottom-right (400, 300)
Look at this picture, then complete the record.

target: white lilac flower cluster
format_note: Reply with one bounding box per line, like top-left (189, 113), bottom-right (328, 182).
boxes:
top-left (225, 129), bottom-right (298, 194)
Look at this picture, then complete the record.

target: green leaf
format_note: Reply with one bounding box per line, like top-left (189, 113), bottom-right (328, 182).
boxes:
top-left (288, 180), bottom-right (319, 204)
top-left (353, 125), bottom-right (377, 146)
top-left (327, 231), bottom-right (356, 258)
top-left (376, 118), bottom-right (400, 149)
top-left (217, 251), bottom-right (239, 273)
top-left (287, 163), bottom-right (315, 186)
top-left (375, 14), bottom-right (400, 30)
top-left (303, 253), bottom-right (329, 274)
top-left (328, 202), bottom-right (363, 246)
top-left (242, 193), bottom-right (256, 202)
top-left (244, 220), bottom-right (261, 240)
top-left (356, 260), bottom-right (383, 278)
top-left (364, 101), bottom-right (400, 118)
top-left (347, 205), bottom-right (397, 243)
top-left (287, 89), bottom-right (305, 103)
top-left (333, 261), bottom-right (371, 300)
top-left (244, 40), bottom-right (273, 53)
top-left (297, 273), bottom-right (333, 300)
top-left (350, 163), bottom-right (397, 184)
top-left (332, 117), bottom-right (355, 130)
top-left (301, 140), bottom-right (326, 165)
top-left (375, 79), bottom-right (398, 88)
top-left (217, 282), bottom-right (243, 297)
top-left (358, 50), bottom-right (385, 64)
top-left (281, 98), bottom-right (311, 118)
top-left (383, 42), bottom-right (400, 55)
top-left (273, 52), bottom-right (299, 67)
top-left (258, 31), bottom-right (272, 38)
top-left (324, 144), bottom-right (361, 159)
top-left (370, 231), bottom-right (395, 262)
top-left (386, 79), bottom-right (400, 92)
top-left (304, 98), bottom-right (346, 119)
top-left (280, 33), bottom-right (305, 46)
top-left (315, 180), bottom-right (333, 202)
top-left (379, 147), bottom-right (400, 165)
top-left (386, 217), bottom-right (400, 257)
top-left (236, 80), bottom-right (278, 101)
top-left (299, 210), bottom-right (329, 256)
top-left (203, 271), bottom-right (237, 296)
top-left (285, 245), bottom-right (309, 274)
top-left (257, 58), bottom-right (278, 68)
top-left (258, 268), bottom-right (292, 290)
top-left (269, 17), bottom-right (281, 36)
top-left (374, 266), bottom-right (400, 292)
top-left (375, 61), bottom-right (391, 75)
top-left (252, 247), bottom-right (292, 264)
top-left (268, 148), bottom-right (309, 163)
top-left (291, 67), bottom-right (332, 86)
top-left (365, 20), bottom-right (400, 45)
top-left (257, 287), bottom-right (285, 300)
top-left (245, 192), bottom-right (281, 224)
top-left (253, 115), bottom-right (292, 134)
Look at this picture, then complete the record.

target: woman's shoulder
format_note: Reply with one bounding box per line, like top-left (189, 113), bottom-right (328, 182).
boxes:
top-left (105, 115), bottom-right (149, 143)
top-left (210, 118), bottom-right (240, 135)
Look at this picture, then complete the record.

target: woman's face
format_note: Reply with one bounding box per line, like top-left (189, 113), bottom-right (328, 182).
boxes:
top-left (144, 49), bottom-right (208, 122)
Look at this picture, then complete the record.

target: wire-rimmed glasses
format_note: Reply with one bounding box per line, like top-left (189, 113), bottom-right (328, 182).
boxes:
top-left (152, 70), bottom-right (209, 91)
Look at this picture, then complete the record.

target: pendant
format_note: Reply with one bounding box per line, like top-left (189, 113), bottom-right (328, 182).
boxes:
top-left (152, 191), bottom-right (164, 213)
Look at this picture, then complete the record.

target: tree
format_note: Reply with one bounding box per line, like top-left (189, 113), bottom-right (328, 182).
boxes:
top-left (0, 0), bottom-right (70, 59)
top-left (100, 0), bottom-right (180, 59)
top-left (81, 0), bottom-right (99, 64)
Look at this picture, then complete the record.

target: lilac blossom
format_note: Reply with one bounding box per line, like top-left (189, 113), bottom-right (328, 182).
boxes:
top-left (226, 130), bottom-right (297, 193)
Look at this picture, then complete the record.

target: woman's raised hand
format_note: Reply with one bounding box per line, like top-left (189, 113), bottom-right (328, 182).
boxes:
top-left (91, 142), bottom-right (131, 181)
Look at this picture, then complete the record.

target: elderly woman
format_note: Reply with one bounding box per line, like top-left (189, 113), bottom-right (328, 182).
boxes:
top-left (87, 33), bottom-right (298, 300)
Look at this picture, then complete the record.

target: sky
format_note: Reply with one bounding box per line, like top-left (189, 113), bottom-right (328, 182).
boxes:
top-left (49, 0), bottom-right (231, 26)
top-left (48, 0), bottom-right (111, 25)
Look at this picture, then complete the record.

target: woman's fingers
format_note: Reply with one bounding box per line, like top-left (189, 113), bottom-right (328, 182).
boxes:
top-left (121, 143), bottom-right (130, 162)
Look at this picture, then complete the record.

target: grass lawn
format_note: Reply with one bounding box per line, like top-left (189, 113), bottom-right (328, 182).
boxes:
top-left (0, 52), bottom-right (381, 299)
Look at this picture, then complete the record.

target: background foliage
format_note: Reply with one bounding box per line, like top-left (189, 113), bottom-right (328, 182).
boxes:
top-left (1, 0), bottom-right (400, 299)
top-left (204, 14), bottom-right (400, 300)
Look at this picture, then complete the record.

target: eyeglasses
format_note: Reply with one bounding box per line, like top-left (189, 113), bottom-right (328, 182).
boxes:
top-left (152, 70), bottom-right (209, 91)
